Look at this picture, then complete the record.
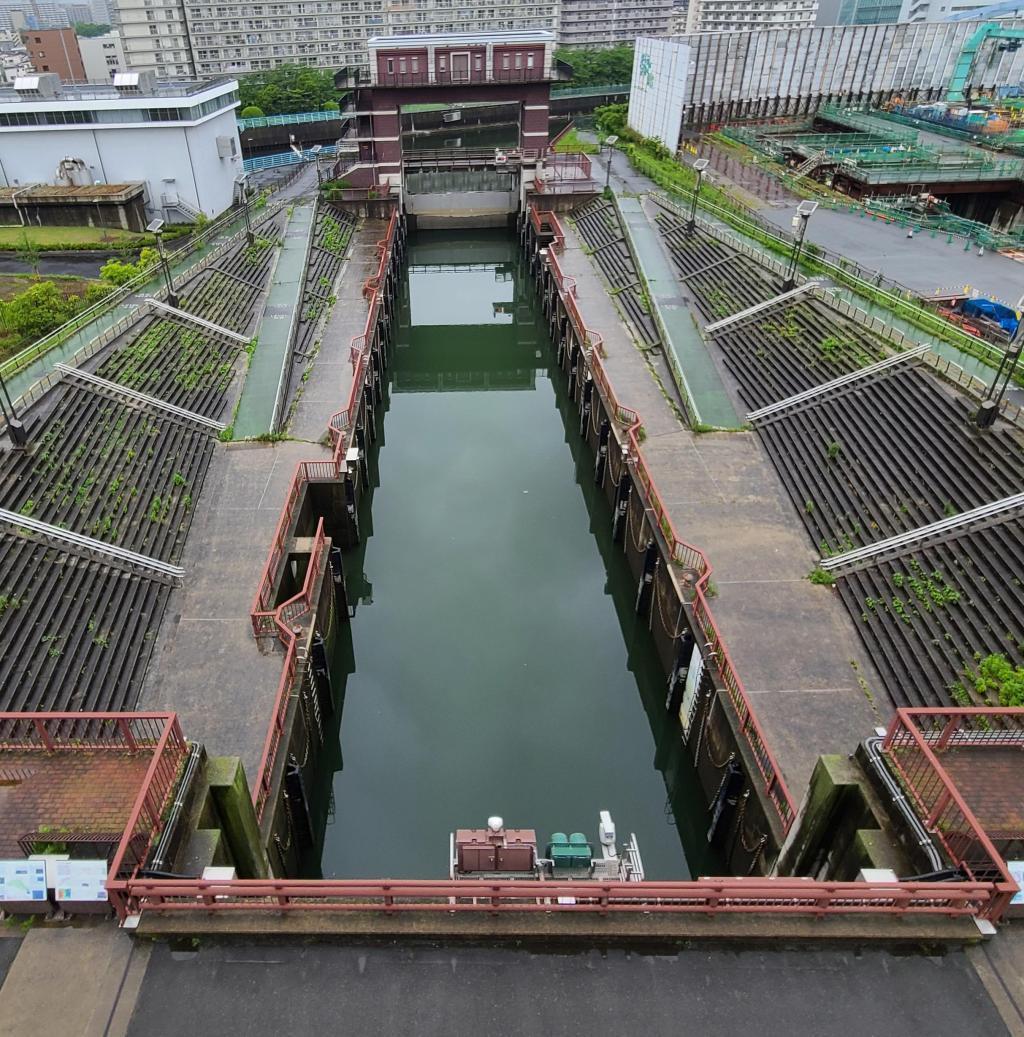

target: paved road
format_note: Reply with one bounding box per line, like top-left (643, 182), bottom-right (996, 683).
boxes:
top-left (126, 942), bottom-right (1010, 1037)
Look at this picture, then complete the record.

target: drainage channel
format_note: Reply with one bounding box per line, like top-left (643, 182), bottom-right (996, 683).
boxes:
top-left (301, 228), bottom-right (720, 881)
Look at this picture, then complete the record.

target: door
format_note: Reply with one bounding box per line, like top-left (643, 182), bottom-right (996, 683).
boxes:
top-left (450, 51), bottom-right (469, 83)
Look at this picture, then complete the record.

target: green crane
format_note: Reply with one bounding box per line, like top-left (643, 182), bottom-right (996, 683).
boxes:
top-left (947, 21), bottom-right (1024, 103)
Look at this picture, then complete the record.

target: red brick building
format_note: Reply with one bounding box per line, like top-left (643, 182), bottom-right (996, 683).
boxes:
top-left (20, 28), bottom-right (86, 81)
top-left (336, 30), bottom-right (566, 190)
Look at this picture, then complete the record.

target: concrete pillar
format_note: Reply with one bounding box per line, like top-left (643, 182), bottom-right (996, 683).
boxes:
top-left (207, 756), bottom-right (271, 879)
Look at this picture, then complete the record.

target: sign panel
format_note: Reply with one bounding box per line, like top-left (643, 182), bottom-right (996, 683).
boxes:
top-left (679, 644), bottom-right (704, 737)
top-left (0, 860), bottom-right (47, 902)
top-left (53, 859), bottom-right (108, 902)
top-left (1008, 860), bottom-right (1024, 905)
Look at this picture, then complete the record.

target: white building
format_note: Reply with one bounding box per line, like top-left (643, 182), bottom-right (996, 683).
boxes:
top-left (686, 0), bottom-right (818, 33)
top-left (0, 71), bottom-right (241, 220)
top-left (900, 0), bottom-right (1012, 19)
top-left (558, 0), bottom-right (673, 48)
top-left (114, 0), bottom-right (558, 79)
top-left (77, 30), bottom-right (125, 80)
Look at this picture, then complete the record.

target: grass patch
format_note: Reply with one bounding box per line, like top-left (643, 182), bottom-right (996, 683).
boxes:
top-left (553, 128), bottom-right (598, 155)
top-left (0, 225), bottom-right (146, 249)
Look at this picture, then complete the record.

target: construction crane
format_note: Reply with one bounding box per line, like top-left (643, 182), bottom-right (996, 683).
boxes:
top-left (946, 21), bottom-right (1024, 102)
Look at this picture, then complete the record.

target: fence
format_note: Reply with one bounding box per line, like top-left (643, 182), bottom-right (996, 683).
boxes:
top-left (539, 211), bottom-right (796, 831)
top-left (244, 145), bottom-right (338, 173)
top-left (239, 110), bottom-right (346, 130)
top-left (111, 875), bottom-right (999, 920)
top-left (0, 711), bottom-right (188, 914)
top-left (248, 209), bottom-right (400, 825)
top-left (882, 708), bottom-right (1022, 919)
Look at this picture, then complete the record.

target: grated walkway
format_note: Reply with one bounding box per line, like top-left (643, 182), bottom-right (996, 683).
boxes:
top-left (617, 197), bottom-right (741, 428)
top-left (232, 203), bottom-right (315, 438)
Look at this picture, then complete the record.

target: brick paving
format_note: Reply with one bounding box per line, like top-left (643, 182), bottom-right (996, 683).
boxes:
top-left (0, 750), bottom-right (150, 857)
top-left (941, 747), bottom-right (1024, 843)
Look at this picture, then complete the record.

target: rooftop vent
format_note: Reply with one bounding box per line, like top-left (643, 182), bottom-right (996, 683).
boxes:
top-left (113, 70), bottom-right (157, 95)
top-left (13, 73), bottom-right (61, 98)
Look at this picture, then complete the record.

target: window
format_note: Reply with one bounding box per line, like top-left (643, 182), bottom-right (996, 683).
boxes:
top-left (501, 53), bottom-right (509, 69)
top-left (526, 52), bottom-right (534, 69)
top-left (386, 57), bottom-right (394, 72)
top-left (399, 57), bottom-right (406, 72)
top-left (411, 56), bottom-right (419, 71)
top-left (514, 52), bottom-right (522, 69)
top-left (439, 55), bottom-right (447, 69)
top-left (474, 54), bottom-right (482, 70)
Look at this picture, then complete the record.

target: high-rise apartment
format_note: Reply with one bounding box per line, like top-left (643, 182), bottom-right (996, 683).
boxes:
top-left (558, 0), bottom-right (673, 48)
top-left (115, 0), bottom-right (558, 79)
top-left (686, 0), bottom-right (818, 33)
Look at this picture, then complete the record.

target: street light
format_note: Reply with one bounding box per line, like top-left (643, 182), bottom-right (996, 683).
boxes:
top-left (975, 292), bottom-right (1024, 429)
top-left (0, 369), bottom-right (26, 447)
top-left (234, 174), bottom-right (255, 246)
top-left (687, 157), bottom-right (710, 235)
top-left (603, 134), bottom-right (619, 192)
top-left (146, 218), bottom-right (179, 308)
top-left (783, 199), bottom-right (818, 291)
top-left (310, 144), bottom-right (324, 187)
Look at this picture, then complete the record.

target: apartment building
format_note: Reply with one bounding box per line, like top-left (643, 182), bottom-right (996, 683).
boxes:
top-left (685, 0), bottom-right (817, 33)
top-left (78, 28), bottom-right (124, 78)
top-left (115, 0), bottom-right (558, 79)
top-left (558, 0), bottom-right (673, 48)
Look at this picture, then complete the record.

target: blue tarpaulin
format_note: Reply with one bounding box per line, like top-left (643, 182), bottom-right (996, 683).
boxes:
top-left (959, 297), bottom-right (1020, 336)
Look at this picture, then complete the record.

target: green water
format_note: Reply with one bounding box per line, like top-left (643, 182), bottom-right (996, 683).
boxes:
top-left (316, 230), bottom-right (717, 881)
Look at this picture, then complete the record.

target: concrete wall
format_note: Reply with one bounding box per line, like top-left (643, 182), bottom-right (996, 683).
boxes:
top-left (78, 32), bottom-right (126, 81)
top-left (631, 21), bottom-right (1024, 134)
top-left (628, 36), bottom-right (689, 147)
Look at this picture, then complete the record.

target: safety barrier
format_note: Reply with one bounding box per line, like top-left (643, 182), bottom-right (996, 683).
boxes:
top-left (882, 708), bottom-right (1021, 920)
top-left (113, 875), bottom-right (999, 921)
top-left (247, 209), bottom-right (400, 830)
top-left (541, 219), bottom-right (796, 830)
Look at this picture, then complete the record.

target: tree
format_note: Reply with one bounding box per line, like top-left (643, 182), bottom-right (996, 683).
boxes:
top-left (99, 247), bottom-right (158, 286)
top-left (74, 22), bottom-right (112, 37)
top-left (321, 101), bottom-right (340, 112)
top-left (239, 105), bottom-right (265, 118)
top-left (15, 231), bottom-right (41, 279)
top-left (237, 65), bottom-right (341, 116)
top-left (2, 282), bottom-right (77, 340)
top-left (556, 46), bottom-right (634, 87)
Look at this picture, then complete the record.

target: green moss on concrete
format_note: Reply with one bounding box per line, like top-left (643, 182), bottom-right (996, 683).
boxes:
top-left (207, 756), bottom-right (271, 879)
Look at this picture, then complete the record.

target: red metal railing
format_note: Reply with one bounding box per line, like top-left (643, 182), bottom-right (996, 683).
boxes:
top-left (113, 876), bottom-right (999, 920)
top-left (253, 519), bottom-right (329, 821)
top-left (0, 711), bottom-right (187, 920)
top-left (248, 209), bottom-right (401, 821)
top-left (542, 213), bottom-right (795, 830)
top-left (882, 708), bottom-right (1022, 919)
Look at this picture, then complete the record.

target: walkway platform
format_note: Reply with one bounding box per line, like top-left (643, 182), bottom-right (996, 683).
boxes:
top-left (232, 203), bottom-right (315, 438)
top-left (617, 196), bottom-right (742, 429)
top-left (561, 217), bottom-right (882, 796)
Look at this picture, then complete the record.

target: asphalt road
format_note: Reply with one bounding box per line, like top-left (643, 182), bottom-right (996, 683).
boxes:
top-left (127, 942), bottom-right (1009, 1037)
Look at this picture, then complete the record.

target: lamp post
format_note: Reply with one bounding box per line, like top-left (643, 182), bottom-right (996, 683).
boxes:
top-left (311, 144), bottom-right (324, 187)
top-left (146, 218), bottom-right (179, 308)
top-left (687, 157), bottom-right (710, 235)
top-left (975, 292), bottom-right (1024, 429)
top-left (234, 174), bottom-right (254, 246)
top-left (0, 369), bottom-right (26, 447)
top-left (783, 200), bottom-right (818, 291)
top-left (603, 134), bottom-right (619, 192)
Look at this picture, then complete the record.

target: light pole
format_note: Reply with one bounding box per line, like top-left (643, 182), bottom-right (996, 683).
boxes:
top-left (311, 144), bottom-right (324, 187)
top-left (603, 134), bottom-right (619, 192)
top-left (687, 157), bottom-right (710, 235)
top-left (783, 199), bottom-right (818, 291)
top-left (234, 174), bottom-right (255, 246)
top-left (975, 292), bottom-right (1024, 429)
top-left (146, 218), bottom-right (179, 308)
top-left (0, 369), bottom-right (26, 447)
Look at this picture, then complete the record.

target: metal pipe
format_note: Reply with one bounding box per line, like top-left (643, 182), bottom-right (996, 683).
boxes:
top-left (148, 741), bottom-right (203, 872)
top-left (863, 736), bottom-right (943, 873)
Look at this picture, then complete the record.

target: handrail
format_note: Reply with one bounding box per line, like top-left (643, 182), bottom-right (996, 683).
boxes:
top-left (110, 874), bottom-right (1000, 922)
top-left (541, 215), bottom-right (795, 829)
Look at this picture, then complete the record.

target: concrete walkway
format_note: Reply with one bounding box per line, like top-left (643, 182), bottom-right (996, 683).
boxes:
top-left (233, 202), bottom-right (315, 438)
top-left (617, 195), bottom-right (741, 429)
top-left (561, 217), bottom-right (881, 795)
top-left (0, 926), bottom-right (147, 1037)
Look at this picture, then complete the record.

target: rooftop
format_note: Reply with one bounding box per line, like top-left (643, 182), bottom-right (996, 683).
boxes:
top-left (0, 74), bottom-right (237, 105)
top-left (368, 29), bottom-right (555, 48)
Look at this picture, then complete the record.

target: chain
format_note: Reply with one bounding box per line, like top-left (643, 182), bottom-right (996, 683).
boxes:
top-left (627, 496), bottom-right (648, 551)
top-left (704, 698), bottom-right (735, 769)
top-left (735, 789), bottom-right (769, 870)
top-left (708, 756), bottom-right (737, 809)
top-left (654, 568), bottom-right (688, 640)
